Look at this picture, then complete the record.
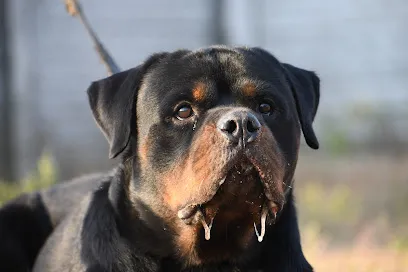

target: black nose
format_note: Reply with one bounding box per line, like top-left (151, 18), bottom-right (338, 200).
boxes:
top-left (217, 110), bottom-right (261, 144)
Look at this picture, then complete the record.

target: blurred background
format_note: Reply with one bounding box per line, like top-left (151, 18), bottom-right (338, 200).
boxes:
top-left (0, 0), bottom-right (407, 271)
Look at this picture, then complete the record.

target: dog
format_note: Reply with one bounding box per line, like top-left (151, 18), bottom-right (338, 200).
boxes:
top-left (3, 45), bottom-right (320, 271)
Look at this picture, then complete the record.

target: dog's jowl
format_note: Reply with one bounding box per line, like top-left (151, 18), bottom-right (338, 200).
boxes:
top-left (30, 46), bottom-right (321, 271)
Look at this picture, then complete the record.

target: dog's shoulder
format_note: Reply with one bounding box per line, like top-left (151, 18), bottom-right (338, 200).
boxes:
top-left (33, 179), bottom-right (111, 272)
top-left (0, 171), bottom-right (114, 272)
top-left (33, 170), bottom-right (159, 272)
top-left (0, 173), bottom-right (102, 272)
top-left (39, 171), bottom-right (114, 225)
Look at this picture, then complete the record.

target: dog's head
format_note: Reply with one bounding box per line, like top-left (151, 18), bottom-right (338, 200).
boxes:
top-left (87, 46), bottom-right (320, 265)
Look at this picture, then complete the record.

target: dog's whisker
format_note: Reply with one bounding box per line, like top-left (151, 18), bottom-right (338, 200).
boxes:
top-left (282, 182), bottom-right (292, 189)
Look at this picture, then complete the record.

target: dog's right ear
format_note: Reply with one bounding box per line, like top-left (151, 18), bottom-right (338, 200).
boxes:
top-left (87, 53), bottom-right (168, 159)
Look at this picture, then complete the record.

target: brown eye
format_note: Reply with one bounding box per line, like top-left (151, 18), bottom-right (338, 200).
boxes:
top-left (176, 105), bottom-right (193, 120)
top-left (259, 103), bottom-right (272, 114)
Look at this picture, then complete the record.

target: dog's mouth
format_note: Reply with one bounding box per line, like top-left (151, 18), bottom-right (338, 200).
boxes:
top-left (177, 158), bottom-right (282, 243)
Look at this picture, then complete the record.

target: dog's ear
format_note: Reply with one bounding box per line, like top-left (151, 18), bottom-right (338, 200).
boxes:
top-left (282, 63), bottom-right (320, 149)
top-left (87, 53), bottom-right (167, 159)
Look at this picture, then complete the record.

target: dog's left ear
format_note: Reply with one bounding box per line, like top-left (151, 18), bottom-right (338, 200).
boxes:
top-left (282, 63), bottom-right (320, 149)
top-left (87, 53), bottom-right (168, 159)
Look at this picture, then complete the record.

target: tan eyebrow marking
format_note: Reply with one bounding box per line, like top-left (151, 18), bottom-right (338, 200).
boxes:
top-left (192, 82), bottom-right (207, 102)
top-left (242, 82), bottom-right (257, 97)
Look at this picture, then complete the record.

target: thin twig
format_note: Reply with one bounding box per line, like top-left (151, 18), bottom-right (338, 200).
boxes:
top-left (64, 0), bottom-right (121, 75)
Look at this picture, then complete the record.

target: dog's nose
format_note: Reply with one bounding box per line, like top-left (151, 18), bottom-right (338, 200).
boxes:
top-left (217, 110), bottom-right (261, 144)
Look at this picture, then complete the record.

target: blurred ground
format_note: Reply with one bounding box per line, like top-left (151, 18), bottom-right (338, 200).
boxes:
top-left (297, 152), bottom-right (408, 271)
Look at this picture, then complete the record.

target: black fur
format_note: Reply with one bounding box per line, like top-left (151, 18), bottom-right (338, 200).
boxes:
top-left (0, 193), bottom-right (52, 272)
top-left (0, 173), bottom-right (110, 272)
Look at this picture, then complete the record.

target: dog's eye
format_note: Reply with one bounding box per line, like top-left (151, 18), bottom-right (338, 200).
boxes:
top-left (176, 105), bottom-right (193, 120)
top-left (258, 103), bottom-right (272, 115)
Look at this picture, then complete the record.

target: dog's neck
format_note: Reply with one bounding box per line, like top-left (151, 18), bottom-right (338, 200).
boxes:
top-left (106, 164), bottom-right (174, 257)
top-left (107, 163), bottom-right (309, 270)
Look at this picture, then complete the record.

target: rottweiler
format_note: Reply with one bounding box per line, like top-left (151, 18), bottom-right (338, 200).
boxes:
top-left (3, 45), bottom-right (320, 271)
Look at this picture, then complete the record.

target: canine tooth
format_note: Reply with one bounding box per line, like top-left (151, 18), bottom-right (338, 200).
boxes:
top-left (254, 205), bottom-right (268, 242)
top-left (200, 216), bottom-right (214, 241)
top-left (219, 177), bottom-right (226, 185)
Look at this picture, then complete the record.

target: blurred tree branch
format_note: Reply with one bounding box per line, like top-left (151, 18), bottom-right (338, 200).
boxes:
top-left (64, 0), bottom-right (120, 75)
top-left (0, 0), bottom-right (15, 182)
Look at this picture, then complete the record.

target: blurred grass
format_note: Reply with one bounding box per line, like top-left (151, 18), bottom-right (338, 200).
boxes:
top-left (296, 153), bottom-right (408, 272)
top-left (299, 184), bottom-right (408, 271)
top-left (0, 151), bottom-right (57, 205)
top-left (302, 221), bottom-right (408, 272)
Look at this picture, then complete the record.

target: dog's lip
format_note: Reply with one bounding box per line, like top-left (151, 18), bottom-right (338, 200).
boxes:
top-left (176, 159), bottom-right (282, 223)
top-left (249, 161), bottom-right (283, 206)
top-left (177, 204), bottom-right (200, 220)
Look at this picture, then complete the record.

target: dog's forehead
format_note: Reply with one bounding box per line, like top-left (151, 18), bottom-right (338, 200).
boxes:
top-left (140, 47), bottom-right (287, 100)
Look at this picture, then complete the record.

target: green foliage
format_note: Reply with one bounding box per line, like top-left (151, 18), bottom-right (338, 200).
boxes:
top-left (0, 151), bottom-right (57, 205)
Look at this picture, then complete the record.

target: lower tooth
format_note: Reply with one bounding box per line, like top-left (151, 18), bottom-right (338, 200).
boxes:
top-left (197, 210), bottom-right (214, 241)
top-left (254, 205), bottom-right (268, 242)
top-left (219, 177), bottom-right (226, 186)
top-left (200, 217), bottom-right (214, 240)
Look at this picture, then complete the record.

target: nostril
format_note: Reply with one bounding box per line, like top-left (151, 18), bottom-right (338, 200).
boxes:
top-left (247, 120), bottom-right (258, 133)
top-left (224, 120), bottom-right (237, 134)
top-left (247, 116), bottom-right (261, 133)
